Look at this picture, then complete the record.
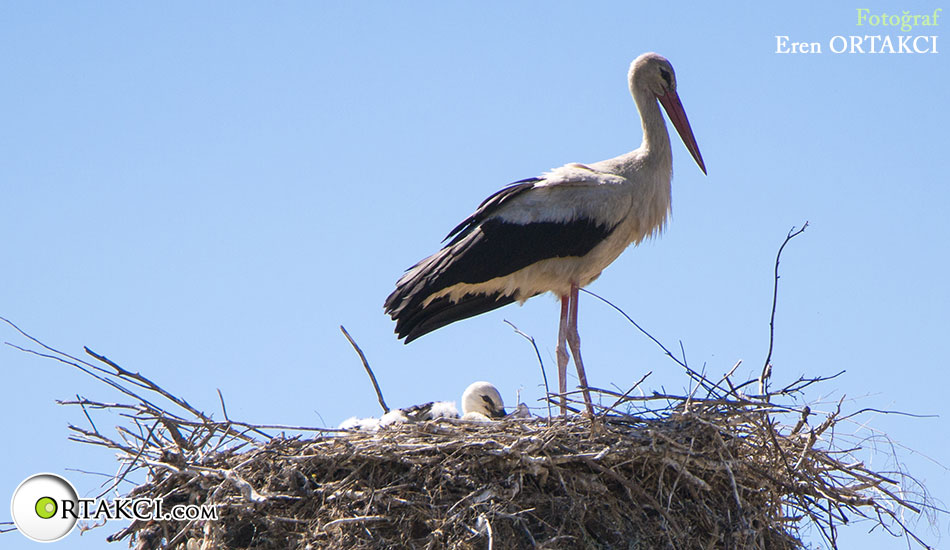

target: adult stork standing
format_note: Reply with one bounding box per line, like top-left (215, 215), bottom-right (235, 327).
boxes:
top-left (384, 53), bottom-right (706, 415)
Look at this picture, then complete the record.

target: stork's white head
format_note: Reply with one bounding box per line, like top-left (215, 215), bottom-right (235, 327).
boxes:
top-left (628, 52), bottom-right (706, 175)
top-left (629, 52), bottom-right (678, 98)
top-left (461, 381), bottom-right (506, 419)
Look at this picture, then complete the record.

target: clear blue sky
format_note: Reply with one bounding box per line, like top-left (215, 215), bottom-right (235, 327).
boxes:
top-left (2, 3), bottom-right (947, 548)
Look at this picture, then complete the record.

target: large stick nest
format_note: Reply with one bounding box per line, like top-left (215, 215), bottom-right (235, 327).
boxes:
top-left (3, 317), bottom-right (933, 550)
top-left (121, 409), bottom-right (813, 550)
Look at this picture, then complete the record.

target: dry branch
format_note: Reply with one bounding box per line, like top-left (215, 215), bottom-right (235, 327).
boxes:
top-left (340, 325), bottom-right (389, 414)
top-left (760, 222), bottom-right (809, 395)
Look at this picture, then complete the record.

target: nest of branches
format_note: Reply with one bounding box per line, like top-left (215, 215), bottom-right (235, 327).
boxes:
top-left (2, 319), bottom-right (932, 550)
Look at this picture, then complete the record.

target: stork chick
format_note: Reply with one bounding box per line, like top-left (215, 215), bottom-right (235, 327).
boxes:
top-left (338, 381), bottom-right (507, 429)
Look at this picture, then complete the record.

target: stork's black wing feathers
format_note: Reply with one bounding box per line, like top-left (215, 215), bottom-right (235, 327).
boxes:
top-left (443, 177), bottom-right (542, 244)
top-left (385, 184), bottom-right (618, 342)
top-left (437, 218), bottom-right (615, 290)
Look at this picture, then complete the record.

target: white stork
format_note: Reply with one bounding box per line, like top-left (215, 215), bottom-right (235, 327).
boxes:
top-left (338, 381), bottom-right (507, 430)
top-left (384, 52), bottom-right (706, 415)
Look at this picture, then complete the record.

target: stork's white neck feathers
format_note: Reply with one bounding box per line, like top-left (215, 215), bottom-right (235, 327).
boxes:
top-left (631, 72), bottom-right (672, 166)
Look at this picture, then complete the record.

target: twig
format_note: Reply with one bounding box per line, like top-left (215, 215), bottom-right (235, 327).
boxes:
top-left (504, 320), bottom-right (552, 420)
top-left (760, 222), bottom-right (809, 395)
top-left (480, 514), bottom-right (495, 550)
top-left (8, 336), bottom-right (273, 445)
top-left (323, 516), bottom-right (389, 530)
top-left (77, 393), bottom-right (100, 435)
top-left (598, 371), bottom-right (652, 419)
top-left (164, 520), bottom-right (197, 548)
top-left (217, 388), bottom-right (230, 422)
top-left (225, 469), bottom-right (267, 503)
top-left (579, 289), bottom-right (730, 397)
top-left (7, 342), bottom-right (188, 424)
top-left (96, 420), bottom-right (160, 500)
top-left (340, 325), bottom-right (389, 414)
top-left (84, 346), bottom-right (211, 422)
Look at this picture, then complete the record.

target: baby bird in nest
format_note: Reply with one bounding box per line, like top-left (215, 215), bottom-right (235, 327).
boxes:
top-left (338, 381), bottom-right (507, 431)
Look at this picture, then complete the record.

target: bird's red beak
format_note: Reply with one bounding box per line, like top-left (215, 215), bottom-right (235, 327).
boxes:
top-left (657, 89), bottom-right (706, 175)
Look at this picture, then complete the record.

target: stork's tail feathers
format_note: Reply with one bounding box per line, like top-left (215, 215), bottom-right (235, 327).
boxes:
top-left (385, 286), bottom-right (515, 343)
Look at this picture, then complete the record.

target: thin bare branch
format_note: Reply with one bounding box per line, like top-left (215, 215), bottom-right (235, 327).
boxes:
top-left (760, 222), bottom-right (809, 395)
top-left (340, 325), bottom-right (389, 414)
top-left (217, 388), bottom-right (230, 422)
top-left (579, 288), bottom-right (732, 398)
top-left (504, 319), bottom-right (552, 420)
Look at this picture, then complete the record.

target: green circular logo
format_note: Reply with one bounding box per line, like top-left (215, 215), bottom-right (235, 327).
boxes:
top-left (35, 497), bottom-right (57, 519)
top-left (12, 473), bottom-right (78, 542)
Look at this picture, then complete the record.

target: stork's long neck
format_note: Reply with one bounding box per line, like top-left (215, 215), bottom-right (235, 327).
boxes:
top-left (594, 84), bottom-right (672, 179)
top-left (632, 85), bottom-right (672, 166)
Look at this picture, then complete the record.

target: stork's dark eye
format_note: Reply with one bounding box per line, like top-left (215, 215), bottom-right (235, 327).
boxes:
top-left (482, 395), bottom-right (494, 409)
top-left (659, 68), bottom-right (672, 88)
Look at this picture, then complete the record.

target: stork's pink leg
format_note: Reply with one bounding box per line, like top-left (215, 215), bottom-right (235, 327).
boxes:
top-left (567, 283), bottom-right (595, 416)
top-left (556, 295), bottom-right (570, 415)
